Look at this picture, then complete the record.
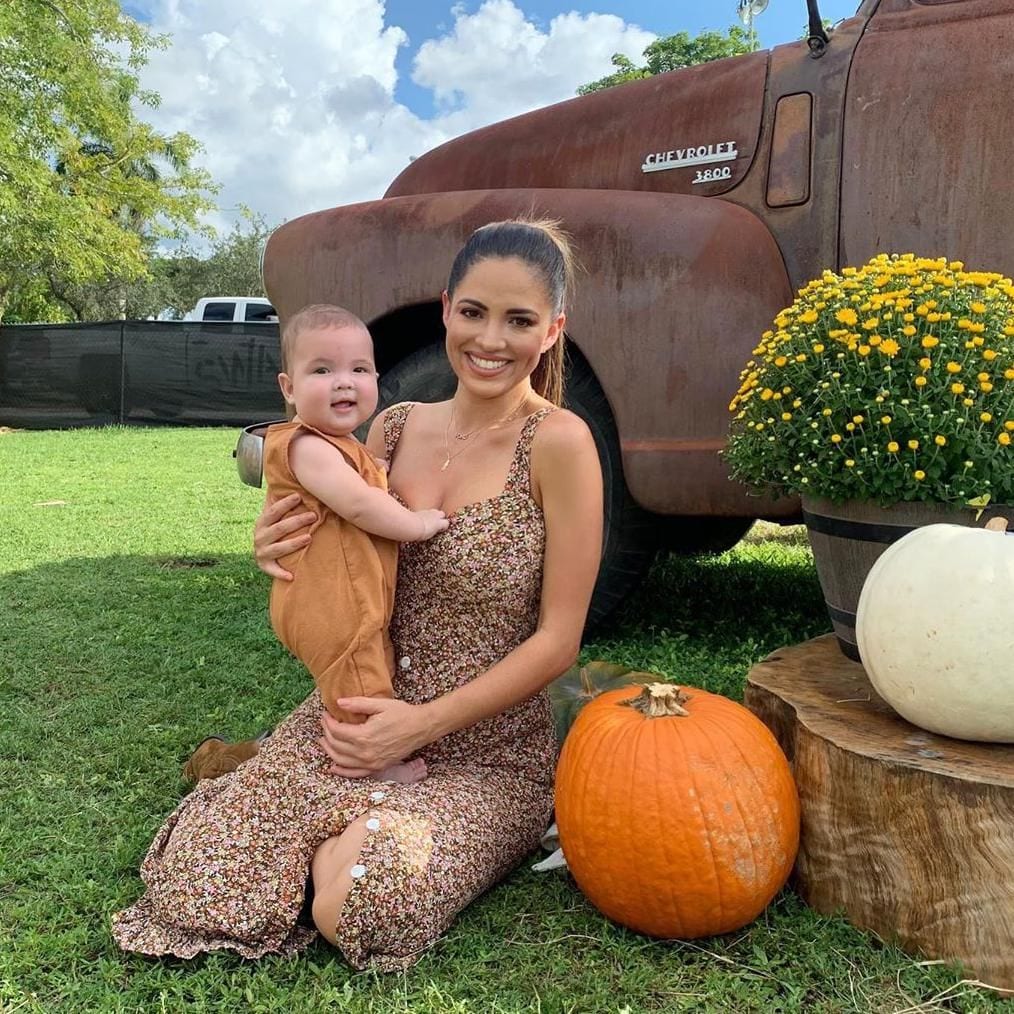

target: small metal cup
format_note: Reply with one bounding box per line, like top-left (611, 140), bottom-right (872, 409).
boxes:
top-left (233, 420), bottom-right (285, 488)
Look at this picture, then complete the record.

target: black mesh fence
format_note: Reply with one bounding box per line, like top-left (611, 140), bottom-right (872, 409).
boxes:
top-left (0, 320), bottom-right (286, 428)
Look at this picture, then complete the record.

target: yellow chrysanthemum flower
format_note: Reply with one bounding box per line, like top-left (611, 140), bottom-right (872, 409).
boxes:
top-left (981, 412), bottom-right (993, 422)
top-left (830, 434), bottom-right (842, 443)
top-left (914, 376), bottom-right (928, 387)
top-left (1000, 433), bottom-right (1012, 446)
top-left (914, 470), bottom-right (926, 480)
top-left (887, 441), bottom-right (899, 453)
top-left (935, 435), bottom-right (947, 446)
top-left (836, 308), bottom-right (858, 326)
top-left (946, 362), bottom-right (962, 374)
top-left (921, 336), bottom-right (940, 348)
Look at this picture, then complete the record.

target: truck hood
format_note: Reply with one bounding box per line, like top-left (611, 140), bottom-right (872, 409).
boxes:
top-left (386, 50), bottom-right (768, 201)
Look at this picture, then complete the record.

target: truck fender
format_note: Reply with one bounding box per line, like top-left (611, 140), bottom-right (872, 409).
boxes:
top-left (263, 187), bottom-right (795, 517)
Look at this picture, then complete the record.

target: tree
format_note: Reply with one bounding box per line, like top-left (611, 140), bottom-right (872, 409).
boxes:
top-left (0, 0), bottom-right (217, 323)
top-left (578, 26), bottom-right (757, 95)
top-left (149, 210), bottom-right (277, 320)
top-left (3, 210), bottom-right (277, 323)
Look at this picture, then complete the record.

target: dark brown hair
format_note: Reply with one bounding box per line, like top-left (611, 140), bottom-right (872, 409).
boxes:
top-left (280, 304), bottom-right (371, 373)
top-left (446, 218), bottom-right (577, 405)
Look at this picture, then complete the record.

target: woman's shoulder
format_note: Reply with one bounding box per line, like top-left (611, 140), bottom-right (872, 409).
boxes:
top-left (530, 406), bottom-right (593, 447)
top-left (374, 401), bottom-right (416, 425)
top-left (367, 401), bottom-right (415, 441)
top-left (369, 401), bottom-right (451, 458)
top-left (528, 407), bottom-right (596, 470)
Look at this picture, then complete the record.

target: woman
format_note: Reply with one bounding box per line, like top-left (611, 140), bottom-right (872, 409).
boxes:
top-left (111, 218), bottom-right (604, 970)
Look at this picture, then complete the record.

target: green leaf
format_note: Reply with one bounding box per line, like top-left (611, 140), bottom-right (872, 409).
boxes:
top-left (548, 660), bottom-right (655, 742)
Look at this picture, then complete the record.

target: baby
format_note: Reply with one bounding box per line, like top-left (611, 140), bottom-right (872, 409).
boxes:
top-left (263, 303), bottom-right (447, 783)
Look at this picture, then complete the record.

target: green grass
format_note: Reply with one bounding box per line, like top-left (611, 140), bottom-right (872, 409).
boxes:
top-left (0, 427), bottom-right (1008, 1013)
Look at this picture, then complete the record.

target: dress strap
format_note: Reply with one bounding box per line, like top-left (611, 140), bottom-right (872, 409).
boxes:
top-left (382, 402), bottom-right (416, 461)
top-left (504, 407), bottom-right (557, 495)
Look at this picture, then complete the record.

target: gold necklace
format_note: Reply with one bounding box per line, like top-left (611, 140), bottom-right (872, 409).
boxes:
top-left (440, 399), bottom-right (528, 471)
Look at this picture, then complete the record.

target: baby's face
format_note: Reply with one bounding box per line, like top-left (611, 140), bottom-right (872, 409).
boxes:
top-left (279, 325), bottom-right (379, 435)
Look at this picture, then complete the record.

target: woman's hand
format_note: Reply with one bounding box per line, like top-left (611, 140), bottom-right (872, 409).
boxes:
top-left (318, 698), bottom-right (430, 777)
top-left (253, 493), bottom-right (316, 580)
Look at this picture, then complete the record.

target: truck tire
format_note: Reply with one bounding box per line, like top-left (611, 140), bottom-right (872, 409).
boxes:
top-left (371, 343), bottom-right (657, 628)
top-left (659, 516), bottom-right (755, 556)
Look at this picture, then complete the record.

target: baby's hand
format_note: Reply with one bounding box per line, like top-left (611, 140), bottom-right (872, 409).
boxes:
top-left (414, 508), bottom-right (449, 540)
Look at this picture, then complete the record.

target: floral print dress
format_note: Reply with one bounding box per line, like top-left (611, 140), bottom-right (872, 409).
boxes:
top-left (111, 403), bottom-right (559, 970)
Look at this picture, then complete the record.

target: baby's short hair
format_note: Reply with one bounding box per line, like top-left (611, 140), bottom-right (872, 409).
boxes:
top-left (281, 304), bottom-right (371, 372)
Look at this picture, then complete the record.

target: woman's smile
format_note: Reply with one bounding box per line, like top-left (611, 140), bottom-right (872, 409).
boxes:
top-left (465, 353), bottom-right (511, 373)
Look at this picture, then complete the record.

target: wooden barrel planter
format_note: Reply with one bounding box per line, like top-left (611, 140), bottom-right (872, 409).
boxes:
top-left (800, 496), bottom-right (1013, 661)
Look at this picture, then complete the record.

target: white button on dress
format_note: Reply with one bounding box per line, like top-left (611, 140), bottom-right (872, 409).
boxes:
top-left (399, 656), bottom-right (411, 670)
top-left (369, 790), bottom-right (386, 803)
top-left (349, 864), bottom-right (367, 879)
top-left (365, 817), bottom-right (381, 832)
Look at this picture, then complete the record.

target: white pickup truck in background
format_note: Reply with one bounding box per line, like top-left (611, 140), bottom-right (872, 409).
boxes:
top-left (184, 296), bottom-right (277, 323)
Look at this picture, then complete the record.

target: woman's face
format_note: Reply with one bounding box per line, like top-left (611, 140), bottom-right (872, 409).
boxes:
top-left (442, 256), bottom-right (565, 399)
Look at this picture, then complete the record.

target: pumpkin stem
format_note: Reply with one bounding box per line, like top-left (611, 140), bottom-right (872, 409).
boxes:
top-left (624, 682), bottom-right (691, 718)
top-left (984, 517), bottom-right (1009, 532)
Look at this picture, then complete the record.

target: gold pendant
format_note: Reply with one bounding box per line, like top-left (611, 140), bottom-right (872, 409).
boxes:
top-left (440, 457), bottom-right (450, 471)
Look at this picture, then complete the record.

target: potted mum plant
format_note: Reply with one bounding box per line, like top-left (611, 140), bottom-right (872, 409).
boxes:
top-left (724, 253), bottom-right (1014, 659)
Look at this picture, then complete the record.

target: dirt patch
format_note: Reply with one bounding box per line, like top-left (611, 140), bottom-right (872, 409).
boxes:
top-left (157, 557), bottom-right (219, 569)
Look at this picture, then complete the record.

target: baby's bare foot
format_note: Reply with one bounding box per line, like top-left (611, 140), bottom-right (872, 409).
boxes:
top-left (377, 757), bottom-right (427, 784)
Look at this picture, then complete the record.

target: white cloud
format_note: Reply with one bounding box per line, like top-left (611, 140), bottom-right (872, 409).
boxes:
top-left (133, 0), bottom-right (655, 235)
top-left (413, 2), bottom-right (652, 122)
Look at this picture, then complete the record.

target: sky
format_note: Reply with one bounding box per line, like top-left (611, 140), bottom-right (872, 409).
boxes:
top-left (123, 0), bottom-right (860, 236)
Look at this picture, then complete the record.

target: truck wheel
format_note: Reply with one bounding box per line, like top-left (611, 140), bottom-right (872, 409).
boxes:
top-left (371, 343), bottom-right (657, 628)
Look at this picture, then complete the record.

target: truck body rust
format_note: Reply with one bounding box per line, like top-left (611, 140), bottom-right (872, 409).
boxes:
top-left (263, 0), bottom-right (1013, 525)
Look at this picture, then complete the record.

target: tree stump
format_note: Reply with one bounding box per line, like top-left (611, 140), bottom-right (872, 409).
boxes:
top-left (744, 634), bottom-right (1014, 992)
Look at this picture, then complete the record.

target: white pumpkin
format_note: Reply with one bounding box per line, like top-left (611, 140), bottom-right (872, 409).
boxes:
top-left (856, 518), bottom-right (1014, 743)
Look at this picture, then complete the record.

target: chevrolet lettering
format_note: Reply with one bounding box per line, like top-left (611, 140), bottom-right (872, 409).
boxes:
top-left (641, 142), bottom-right (739, 174)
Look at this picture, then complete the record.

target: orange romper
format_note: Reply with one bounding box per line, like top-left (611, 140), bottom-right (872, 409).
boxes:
top-left (263, 419), bottom-right (397, 723)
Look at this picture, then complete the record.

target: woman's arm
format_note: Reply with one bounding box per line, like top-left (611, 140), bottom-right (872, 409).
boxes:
top-left (319, 410), bottom-right (603, 774)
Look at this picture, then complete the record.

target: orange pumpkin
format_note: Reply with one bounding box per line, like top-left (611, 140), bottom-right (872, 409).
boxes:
top-left (554, 682), bottom-right (800, 938)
